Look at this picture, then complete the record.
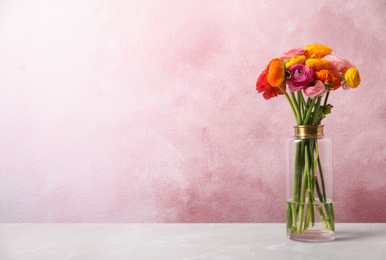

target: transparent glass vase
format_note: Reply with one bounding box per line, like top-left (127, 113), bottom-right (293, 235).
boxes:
top-left (286, 125), bottom-right (335, 242)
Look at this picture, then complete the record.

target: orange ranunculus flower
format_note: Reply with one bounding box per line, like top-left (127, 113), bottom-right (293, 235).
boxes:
top-left (344, 67), bottom-right (361, 88)
top-left (266, 58), bottom-right (286, 87)
top-left (305, 58), bottom-right (329, 71)
top-left (285, 55), bottom-right (306, 68)
top-left (305, 44), bottom-right (333, 58)
top-left (315, 69), bottom-right (341, 90)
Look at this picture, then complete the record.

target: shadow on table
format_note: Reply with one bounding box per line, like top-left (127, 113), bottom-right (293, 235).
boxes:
top-left (335, 227), bottom-right (380, 241)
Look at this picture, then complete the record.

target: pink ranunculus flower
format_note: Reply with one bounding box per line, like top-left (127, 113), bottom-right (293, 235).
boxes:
top-left (286, 64), bottom-right (315, 91)
top-left (303, 80), bottom-right (328, 98)
top-left (323, 55), bottom-right (353, 75)
top-left (280, 48), bottom-right (307, 61)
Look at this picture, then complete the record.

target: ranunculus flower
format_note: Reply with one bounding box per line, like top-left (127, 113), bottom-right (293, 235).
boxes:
top-left (324, 55), bottom-right (353, 75)
top-left (303, 80), bottom-right (328, 98)
top-left (256, 70), bottom-right (285, 100)
top-left (266, 58), bottom-right (286, 87)
top-left (281, 48), bottom-right (308, 61)
top-left (305, 58), bottom-right (329, 71)
top-left (305, 44), bottom-right (332, 58)
top-left (315, 69), bottom-right (341, 90)
top-left (285, 55), bottom-right (306, 68)
top-left (344, 67), bottom-right (361, 88)
top-left (286, 64), bottom-right (315, 91)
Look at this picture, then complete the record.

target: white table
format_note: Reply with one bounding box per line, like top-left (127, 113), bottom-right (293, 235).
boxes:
top-left (0, 223), bottom-right (385, 259)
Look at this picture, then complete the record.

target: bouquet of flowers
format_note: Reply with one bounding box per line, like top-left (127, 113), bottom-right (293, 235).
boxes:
top-left (256, 44), bottom-right (361, 235)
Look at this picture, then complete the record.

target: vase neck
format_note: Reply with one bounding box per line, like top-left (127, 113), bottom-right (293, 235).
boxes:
top-left (294, 125), bottom-right (324, 138)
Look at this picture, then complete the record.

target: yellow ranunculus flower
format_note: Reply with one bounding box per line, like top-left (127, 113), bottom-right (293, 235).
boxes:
top-left (344, 67), bottom-right (361, 88)
top-left (285, 55), bottom-right (306, 68)
top-left (305, 58), bottom-right (329, 71)
top-left (305, 44), bottom-right (332, 58)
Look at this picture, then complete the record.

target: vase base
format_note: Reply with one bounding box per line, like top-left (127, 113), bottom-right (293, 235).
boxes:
top-left (288, 229), bottom-right (335, 243)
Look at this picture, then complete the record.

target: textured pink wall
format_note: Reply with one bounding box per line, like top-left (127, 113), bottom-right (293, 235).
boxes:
top-left (0, 0), bottom-right (385, 222)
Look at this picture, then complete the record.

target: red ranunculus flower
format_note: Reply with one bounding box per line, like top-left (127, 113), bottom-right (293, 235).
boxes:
top-left (256, 70), bottom-right (285, 100)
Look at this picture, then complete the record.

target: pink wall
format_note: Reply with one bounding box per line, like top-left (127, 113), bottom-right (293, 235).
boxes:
top-left (0, 0), bottom-right (385, 222)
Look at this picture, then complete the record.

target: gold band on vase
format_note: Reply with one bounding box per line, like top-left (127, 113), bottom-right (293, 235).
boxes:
top-left (294, 125), bottom-right (324, 138)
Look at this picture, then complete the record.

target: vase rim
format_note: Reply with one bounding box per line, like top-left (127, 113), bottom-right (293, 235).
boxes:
top-left (294, 125), bottom-right (324, 137)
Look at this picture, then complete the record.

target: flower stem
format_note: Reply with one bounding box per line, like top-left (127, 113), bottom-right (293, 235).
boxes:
top-left (317, 158), bottom-right (327, 201)
top-left (278, 85), bottom-right (301, 125)
top-left (302, 98), bottom-right (316, 125)
top-left (297, 143), bottom-right (311, 233)
top-left (323, 90), bottom-right (331, 107)
top-left (290, 92), bottom-right (301, 122)
top-left (297, 91), bottom-right (306, 119)
top-left (312, 96), bottom-right (322, 125)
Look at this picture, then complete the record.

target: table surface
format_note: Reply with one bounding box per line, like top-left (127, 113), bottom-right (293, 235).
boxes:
top-left (1, 223), bottom-right (385, 260)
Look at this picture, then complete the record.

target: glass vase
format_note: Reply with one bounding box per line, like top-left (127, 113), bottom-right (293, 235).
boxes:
top-left (286, 125), bottom-right (335, 242)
